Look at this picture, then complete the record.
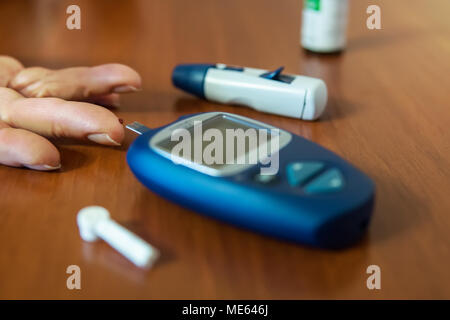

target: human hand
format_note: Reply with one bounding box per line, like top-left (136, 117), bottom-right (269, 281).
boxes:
top-left (0, 56), bottom-right (141, 171)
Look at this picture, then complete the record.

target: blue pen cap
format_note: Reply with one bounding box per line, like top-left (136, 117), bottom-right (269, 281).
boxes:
top-left (172, 64), bottom-right (215, 98)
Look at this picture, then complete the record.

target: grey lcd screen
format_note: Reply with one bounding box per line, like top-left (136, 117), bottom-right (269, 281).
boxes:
top-left (156, 115), bottom-right (272, 169)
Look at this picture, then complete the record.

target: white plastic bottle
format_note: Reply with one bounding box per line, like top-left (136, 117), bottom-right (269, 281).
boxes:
top-left (301, 0), bottom-right (349, 53)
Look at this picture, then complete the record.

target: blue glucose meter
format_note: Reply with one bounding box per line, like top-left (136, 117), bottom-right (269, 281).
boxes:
top-left (126, 112), bottom-right (375, 249)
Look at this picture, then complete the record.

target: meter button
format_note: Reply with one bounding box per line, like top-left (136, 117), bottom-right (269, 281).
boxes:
top-left (286, 162), bottom-right (324, 186)
top-left (254, 173), bottom-right (278, 184)
top-left (304, 169), bottom-right (345, 194)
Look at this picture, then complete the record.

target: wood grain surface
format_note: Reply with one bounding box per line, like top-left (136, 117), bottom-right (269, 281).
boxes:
top-left (0, 0), bottom-right (449, 299)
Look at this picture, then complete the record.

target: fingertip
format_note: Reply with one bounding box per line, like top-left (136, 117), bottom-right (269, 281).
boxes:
top-left (82, 105), bottom-right (125, 146)
top-left (20, 132), bottom-right (61, 168)
top-left (104, 117), bottom-right (125, 146)
top-left (0, 127), bottom-right (61, 170)
top-left (0, 56), bottom-right (24, 72)
top-left (91, 63), bottom-right (142, 91)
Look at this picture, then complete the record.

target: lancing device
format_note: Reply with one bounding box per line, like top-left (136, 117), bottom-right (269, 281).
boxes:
top-left (172, 63), bottom-right (328, 120)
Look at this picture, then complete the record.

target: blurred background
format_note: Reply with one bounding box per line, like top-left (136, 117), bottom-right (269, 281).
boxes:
top-left (0, 0), bottom-right (449, 299)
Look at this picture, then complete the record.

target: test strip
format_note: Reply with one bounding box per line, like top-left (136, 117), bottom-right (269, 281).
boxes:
top-left (126, 122), bottom-right (151, 135)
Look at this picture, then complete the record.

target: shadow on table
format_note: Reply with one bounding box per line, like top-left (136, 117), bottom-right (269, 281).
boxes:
top-left (366, 171), bottom-right (427, 246)
top-left (173, 96), bottom-right (361, 123)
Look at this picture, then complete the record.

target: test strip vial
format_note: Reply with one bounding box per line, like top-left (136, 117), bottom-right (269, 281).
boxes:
top-left (301, 0), bottom-right (349, 53)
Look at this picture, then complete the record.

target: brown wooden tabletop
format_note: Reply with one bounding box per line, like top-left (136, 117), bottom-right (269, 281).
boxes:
top-left (0, 0), bottom-right (449, 299)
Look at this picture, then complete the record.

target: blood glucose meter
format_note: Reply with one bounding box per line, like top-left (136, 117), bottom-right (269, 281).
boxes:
top-left (172, 63), bottom-right (328, 120)
top-left (126, 112), bottom-right (374, 249)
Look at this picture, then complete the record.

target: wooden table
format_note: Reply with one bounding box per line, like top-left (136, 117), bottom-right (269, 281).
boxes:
top-left (0, 0), bottom-right (449, 299)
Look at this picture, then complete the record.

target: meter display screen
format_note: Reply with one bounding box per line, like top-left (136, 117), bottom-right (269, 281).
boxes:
top-left (156, 115), bottom-right (273, 169)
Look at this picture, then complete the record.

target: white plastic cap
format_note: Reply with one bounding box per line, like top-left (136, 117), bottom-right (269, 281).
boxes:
top-left (299, 78), bottom-right (328, 120)
top-left (77, 206), bottom-right (160, 269)
top-left (77, 206), bottom-right (110, 242)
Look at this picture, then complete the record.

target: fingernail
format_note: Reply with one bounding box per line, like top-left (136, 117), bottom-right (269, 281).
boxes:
top-left (111, 100), bottom-right (121, 108)
top-left (88, 133), bottom-right (121, 146)
top-left (26, 164), bottom-right (61, 171)
top-left (23, 81), bottom-right (42, 92)
top-left (21, 81), bottom-right (48, 98)
top-left (10, 72), bottom-right (28, 86)
top-left (113, 85), bottom-right (139, 93)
